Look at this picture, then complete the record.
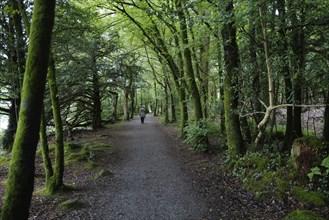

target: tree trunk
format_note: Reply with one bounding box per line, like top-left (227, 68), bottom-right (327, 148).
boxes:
top-left (199, 36), bottom-right (210, 119)
top-left (290, 0), bottom-right (305, 139)
top-left (164, 80), bottom-right (170, 123)
top-left (92, 59), bottom-right (102, 129)
top-left (221, 0), bottom-right (245, 158)
top-left (111, 92), bottom-right (119, 122)
top-left (248, 5), bottom-right (262, 127)
top-left (255, 4), bottom-right (276, 147)
top-left (130, 87), bottom-right (135, 119)
top-left (176, 0), bottom-right (203, 122)
top-left (1, 0), bottom-right (55, 218)
top-left (216, 41), bottom-right (225, 135)
top-left (123, 89), bottom-right (130, 121)
top-left (2, 0), bottom-right (26, 152)
top-left (39, 107), bottom-right (54, 188)
top-left (47, 52), bottom-right (65, 194)
top-left (1, 99), bottom-right (19, 151)
top-left (153, 82), bottom-right (158, 116)
top-left (278, 0), bottom-right (294, 151)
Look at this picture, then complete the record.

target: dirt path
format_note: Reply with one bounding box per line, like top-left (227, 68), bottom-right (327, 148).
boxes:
top-left (85, 116), bottom-right (207, 219)
top-left (27, 116), bottom-right (289, 219)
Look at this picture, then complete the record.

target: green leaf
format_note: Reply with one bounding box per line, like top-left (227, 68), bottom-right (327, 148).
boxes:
top-left (307, 167), bottom-right (322, 181)
top-left (320, 155), bottom-right (329, 169)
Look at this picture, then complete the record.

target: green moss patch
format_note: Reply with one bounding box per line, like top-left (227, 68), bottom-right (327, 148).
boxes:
top-left (59, 199), bottom-right (86, 210)
top-left (292, 186), bottom-right (327, 207)
top-left (65, 142), bottom-right (112, 165)
top-left (94, 169), bottom-right (113, 179)
top-left (233, 152), bottom-right (298, 199)
top-left (284, 209), bottom-right (325, 220)
top-left (0, 156), bottom-right (10, 166)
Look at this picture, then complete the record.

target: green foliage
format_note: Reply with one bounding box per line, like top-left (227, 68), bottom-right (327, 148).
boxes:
top-left (292, 186), bottom-right (327, 207)
top-left (59, 199), bottom-right (86, 210)
top-left (308, 155), bottom-right (329, 195)
top-left (284, 210), bottom-right (325, 220)
top-left (183, 119), bottom-right (210, 152)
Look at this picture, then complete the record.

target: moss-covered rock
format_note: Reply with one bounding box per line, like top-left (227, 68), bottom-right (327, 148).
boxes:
top-left (284, 209), bottom-right (325, 220)
top-left (292, 186), bottom-right (327, 207)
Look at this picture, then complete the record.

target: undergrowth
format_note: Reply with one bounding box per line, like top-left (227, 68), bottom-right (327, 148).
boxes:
top-left (183, 119), bottom-right (219, 152)
top-left (230, 137), bottom-right (329, 219)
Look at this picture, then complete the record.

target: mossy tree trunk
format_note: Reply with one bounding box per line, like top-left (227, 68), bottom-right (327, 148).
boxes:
top-left (110, 91), bottom-right (119, 122)
top-left (47, 52), bottom-right (65, 194)
top-left (39, 107), bottom-right (54, 188)
top-left (130, 87), bottom-right (136, 119)
top-left (1, 0), bottom-right (55, 218)
top-left (176, 0), bottom-right (203, 122)
top-left (221, 0), bottom-right (245, 158)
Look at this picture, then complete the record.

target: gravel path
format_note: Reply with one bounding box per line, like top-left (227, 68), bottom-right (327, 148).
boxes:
top-left (81, 116), bottom-right (207, 219)
top-left (27, 116), bottom-right (292, 219)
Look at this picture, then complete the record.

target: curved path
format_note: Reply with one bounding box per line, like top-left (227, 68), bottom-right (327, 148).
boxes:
top-left (86, 116), bottom-right (207, 219)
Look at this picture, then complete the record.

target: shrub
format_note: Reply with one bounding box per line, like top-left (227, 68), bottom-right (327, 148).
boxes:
top-left (183, 119), bottom-right (209, 152)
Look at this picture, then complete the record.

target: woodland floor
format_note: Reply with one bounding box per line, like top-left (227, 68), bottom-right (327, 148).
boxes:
top-left (1, 116), bottom-right (299, 219)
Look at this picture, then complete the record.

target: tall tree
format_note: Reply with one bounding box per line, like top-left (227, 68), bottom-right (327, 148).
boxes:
top-left (1, 0), bottom-right (56, 218)
top-left (46, 52), bottom-right (65, 193)
top-left (221, 0), bottom-right (245, 158)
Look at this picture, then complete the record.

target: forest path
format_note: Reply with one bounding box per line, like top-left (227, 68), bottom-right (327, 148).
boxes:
top-left (81, 116), bottom-right (208, 219)
top-left (29, 116), bottom-right (289, 219)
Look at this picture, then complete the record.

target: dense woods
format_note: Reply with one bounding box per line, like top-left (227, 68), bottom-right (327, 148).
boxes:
top-left (0, 0), bottom-right (329, 219)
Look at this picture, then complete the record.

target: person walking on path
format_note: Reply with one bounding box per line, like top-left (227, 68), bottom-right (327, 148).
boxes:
top-left (139, 106), bottom-right (146, 124)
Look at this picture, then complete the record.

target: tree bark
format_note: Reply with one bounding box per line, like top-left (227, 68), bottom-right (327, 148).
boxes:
top-left (290, 1), bottom-right (305, 139)
top-left (110, 92), bottom-right (119, 122)
top-left (221, 0), bottom-right (245, 157)
top-left (1, 0), bottom-right (55, 218)
top-left (255, 4), bottom-right (275, 147)
top-left (92, 58), bottom-right (102, 129)
top-left (39, 107), bottom-right (54, 188)
top-left (47, 52), bottom-right (65, 194)
top-left (176, 0), bottom-right (203, 122)
top-left (278, 0), bottom-right (294, 151)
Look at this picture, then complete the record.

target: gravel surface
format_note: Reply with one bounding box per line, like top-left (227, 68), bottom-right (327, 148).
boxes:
top-left (4, 116), bottom-right (303, 219)
top-left (81, 116), bottom-right (208, 219)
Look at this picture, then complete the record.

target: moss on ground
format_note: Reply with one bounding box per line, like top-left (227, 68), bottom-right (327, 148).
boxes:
top-left (292, 186), bottom-right (327, 207)
top-left (94, 169), bottom-right (113, 179)
top-left (64, 142), bottom-right (112, 165)
top-left (284, 209), bottom-right (325, 220)
top-left (232, 152), bottom-right (293, 198)
top-left (59, 199), bottom-right (86, 210)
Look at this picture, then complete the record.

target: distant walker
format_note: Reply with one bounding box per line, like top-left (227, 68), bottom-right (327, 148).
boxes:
top-left (139, 107), bottom-right (146, 124)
